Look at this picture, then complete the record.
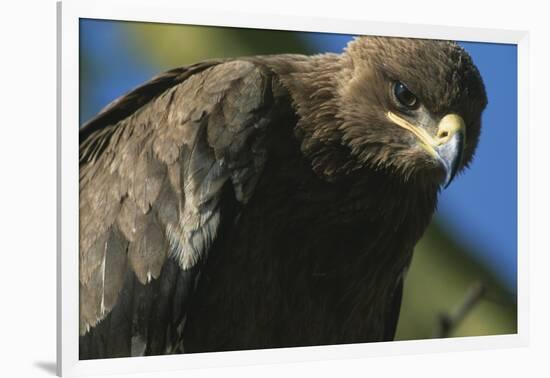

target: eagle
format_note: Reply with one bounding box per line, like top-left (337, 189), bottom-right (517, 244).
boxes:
top-left (79, 36), bottom-right (487, 359)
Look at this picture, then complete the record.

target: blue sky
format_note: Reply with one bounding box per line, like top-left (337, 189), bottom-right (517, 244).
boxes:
top-left (80, 20), bottom-right (518, 292)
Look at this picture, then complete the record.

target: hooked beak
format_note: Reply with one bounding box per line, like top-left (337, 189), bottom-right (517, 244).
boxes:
top-left (387, 112), bottom-right (466, 188)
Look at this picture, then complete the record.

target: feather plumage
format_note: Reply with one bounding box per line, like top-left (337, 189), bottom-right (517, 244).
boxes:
top-left (79, 36), bottom-right (486, 358)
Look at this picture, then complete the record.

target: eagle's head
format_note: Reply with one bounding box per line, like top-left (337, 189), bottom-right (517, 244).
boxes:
top-left (298, 36), bottom-right (487, 188)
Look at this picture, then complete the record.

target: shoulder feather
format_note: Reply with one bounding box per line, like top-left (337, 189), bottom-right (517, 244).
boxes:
top-left (79, 59), bottom-right (281, 335)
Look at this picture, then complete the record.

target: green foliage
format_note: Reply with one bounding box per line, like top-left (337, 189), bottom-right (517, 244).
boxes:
top-left (396, 223), bottom-right (517, 340)
top-left (122, 22), bottom-right (315, 69)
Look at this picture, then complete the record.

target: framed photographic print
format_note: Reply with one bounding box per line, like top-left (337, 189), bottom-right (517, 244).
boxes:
top-left (57, 0), bottom-right (529, 376)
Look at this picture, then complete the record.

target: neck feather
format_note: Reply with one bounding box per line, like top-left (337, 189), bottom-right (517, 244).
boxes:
top-left (264, 53), bottom-right (357, 180)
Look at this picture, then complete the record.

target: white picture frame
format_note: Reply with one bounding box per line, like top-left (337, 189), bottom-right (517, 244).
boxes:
top-left (57, 1), bottom-right (529, 376)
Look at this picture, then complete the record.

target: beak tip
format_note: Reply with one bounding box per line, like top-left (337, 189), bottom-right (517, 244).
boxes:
top-left (438, 161), bottom-right (453, 189)
top-left (442, 172), bottom-right (454, 189)
top-left (434, 113), bottom-right (466, 189)
top-left (436, 132), bottom-right (464, 189)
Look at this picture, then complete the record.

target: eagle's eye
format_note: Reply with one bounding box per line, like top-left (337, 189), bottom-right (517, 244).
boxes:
top-left (392, 81), bottom-right (418, 110)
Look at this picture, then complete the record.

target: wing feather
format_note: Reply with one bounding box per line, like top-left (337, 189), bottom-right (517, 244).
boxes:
top-left (79, 59), bottom-right (281, 339)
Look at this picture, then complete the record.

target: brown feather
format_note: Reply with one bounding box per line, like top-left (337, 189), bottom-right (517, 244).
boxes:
top-left (79, 37), bottom-right (487, 357)
top-left (102, 226), bottom-right (129, 311)
top-left (128, 215), bottom-right (167, 285)
top-left (80, 59), bottom-right (277, 338)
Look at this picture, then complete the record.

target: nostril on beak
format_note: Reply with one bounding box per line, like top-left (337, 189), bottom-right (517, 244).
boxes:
top-left (436, 114), bottom-right (466, 147)
top-left (436, 130), bottom-right (450, 145)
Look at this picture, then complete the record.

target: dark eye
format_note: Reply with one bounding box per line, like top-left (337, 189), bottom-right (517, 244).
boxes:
top-left (393, 81), bottom-right (418, 109)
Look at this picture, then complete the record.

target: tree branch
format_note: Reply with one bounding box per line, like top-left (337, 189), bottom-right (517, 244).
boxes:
top-left (433, 281), bottom-right (486, 338)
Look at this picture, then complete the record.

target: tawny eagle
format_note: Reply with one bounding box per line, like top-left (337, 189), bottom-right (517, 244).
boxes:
top-left (79, 36), bottom-right (487, 358)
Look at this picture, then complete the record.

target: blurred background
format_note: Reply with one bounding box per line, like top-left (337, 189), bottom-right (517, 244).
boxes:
top-left (79, 19), bottom-right (517, 340)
